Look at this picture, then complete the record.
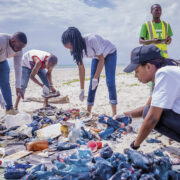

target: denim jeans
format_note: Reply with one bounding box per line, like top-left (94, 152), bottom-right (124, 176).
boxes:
top-left (143, 105), bottom-right (180, 142)
top-left (21, 66), bottom-right (49, 94)
top-left (87, 51), bottom-right (117, 106)
top-left (0, 60), bottom-right (13, 110)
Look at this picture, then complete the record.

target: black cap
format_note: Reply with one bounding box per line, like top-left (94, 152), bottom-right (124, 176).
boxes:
top-left (124, 45), bottom-right (162, 73)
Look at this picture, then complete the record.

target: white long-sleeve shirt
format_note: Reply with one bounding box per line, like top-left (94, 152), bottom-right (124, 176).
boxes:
top-left (0, 33), bottom-right (23, 88)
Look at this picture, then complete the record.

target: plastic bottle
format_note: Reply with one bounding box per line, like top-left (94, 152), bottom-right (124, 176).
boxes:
top-left (26, 140), bottom-right (49, 151)
top-left (0, 159), bottom-right (14, 167)
top-left (68, 120), bottom-right (82, 143)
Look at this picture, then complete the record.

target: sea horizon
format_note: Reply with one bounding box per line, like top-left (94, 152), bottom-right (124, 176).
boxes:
top-left (55, 64), bottom-right (125, 69)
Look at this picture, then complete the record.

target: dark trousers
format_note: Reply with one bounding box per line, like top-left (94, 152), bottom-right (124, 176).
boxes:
top-left (143, 105), bottom-right (180, 142)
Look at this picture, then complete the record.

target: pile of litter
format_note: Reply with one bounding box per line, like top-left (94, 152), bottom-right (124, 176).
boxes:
top-left (3, 145), bottom-right (180, 179)
top-left (0, 105), bottom-right (179, 179)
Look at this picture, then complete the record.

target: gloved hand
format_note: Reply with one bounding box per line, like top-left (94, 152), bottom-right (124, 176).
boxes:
top-left (16, 88), bottom-right (24, 99)
top-left (0, 93), bottom-right (6, 109)
top-left (92, 78), bottom-right (98, 90)
top-left (79, 89), bottom-right (84, 101)
top-left (113, 113), bottom-right (125, 120)
top-left (130, 140), bottom-right (140, 150)
top-left (42, 85), bottom-right (50, 96)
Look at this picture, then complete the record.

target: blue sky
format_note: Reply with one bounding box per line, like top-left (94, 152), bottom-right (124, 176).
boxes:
top-left (0, 0), bottom-right (179, 66)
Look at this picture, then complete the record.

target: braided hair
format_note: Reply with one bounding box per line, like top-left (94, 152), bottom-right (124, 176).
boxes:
top-left (61, 27), bottom-right (87, 65)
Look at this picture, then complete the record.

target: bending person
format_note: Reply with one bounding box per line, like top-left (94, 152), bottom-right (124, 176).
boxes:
top-left (116, 44), bottom-right (180, 149)
top-left (0, 32), bottom-right (27, 115)
top-left (61, 27), bottom-right (117, 116)
top-left (14, 49), bottom-right (58, 110)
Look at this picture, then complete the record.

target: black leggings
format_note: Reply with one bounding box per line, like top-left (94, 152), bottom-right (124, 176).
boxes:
top-left (143, 106), bottom-right (180, 142)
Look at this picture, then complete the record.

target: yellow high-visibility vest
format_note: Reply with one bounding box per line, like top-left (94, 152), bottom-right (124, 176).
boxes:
top-left (145, 20), bottom-right (168, 58)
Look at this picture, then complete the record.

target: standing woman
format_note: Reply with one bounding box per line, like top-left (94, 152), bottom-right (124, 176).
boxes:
top-left (61, 27), bottom-right (117, 116)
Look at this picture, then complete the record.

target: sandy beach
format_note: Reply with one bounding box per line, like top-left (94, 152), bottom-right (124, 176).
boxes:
top-left (0, 66), bottom-right (179, 156)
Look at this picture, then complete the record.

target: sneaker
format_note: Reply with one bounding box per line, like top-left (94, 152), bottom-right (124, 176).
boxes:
top-left (6, 108), bottom-right (19, 115)
top-left (42, 91), bottom-right (60, 98)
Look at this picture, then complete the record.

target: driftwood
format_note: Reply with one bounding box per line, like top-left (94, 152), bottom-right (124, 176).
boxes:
top-left (24, 95), bottom-right (69, 104)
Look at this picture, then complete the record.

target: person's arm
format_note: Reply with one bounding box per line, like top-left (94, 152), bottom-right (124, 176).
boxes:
top-left (166, 24), bottom-right (173, 45)
top-left (93, 54), bottom-right (104, 79)
top-left (134, 106), bottom-right (163, 147)
top-left (46, 69), bottom-right (56, 92)
top-left (139, 23), bottom-right (161, 45)
top-left (166, 36), bottom-right (172, 45)
top-left (139, 37), bottom-right (162, 45)
top-left (78, 62), bottom-right (85, 90)
top-left (14, 51), bottom-right (24, 98)
top-left (30, 60), bottom-right (43, 87)
top-left (124, 97), bottom-right (151, 118)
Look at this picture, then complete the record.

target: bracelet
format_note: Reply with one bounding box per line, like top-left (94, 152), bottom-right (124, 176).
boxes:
top-left (49, 84), bottom-right (53, 87)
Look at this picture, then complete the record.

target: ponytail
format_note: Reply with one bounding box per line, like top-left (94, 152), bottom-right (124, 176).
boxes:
top-left (140, 58), bottom-right (180, 69)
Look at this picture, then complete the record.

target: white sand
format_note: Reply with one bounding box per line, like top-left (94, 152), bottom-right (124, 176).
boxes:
top-left (0, 66), bottom-right (179, 156)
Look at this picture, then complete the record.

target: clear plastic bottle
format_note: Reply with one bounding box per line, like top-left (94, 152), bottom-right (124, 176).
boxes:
top-left (68, 120), bottom-right (82, 143)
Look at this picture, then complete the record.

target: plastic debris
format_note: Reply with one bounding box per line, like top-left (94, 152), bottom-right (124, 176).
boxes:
top-left (146, 138), bottom-right (161, 143)
top-left (26, 140), bottom-right (49, 151)
top-left (4, 113), bottom-right (32, 129)
top-left (0, 106), bottom-right (179, 179)
top-left (36, 123), bottom-right (61, 139)
top-left (57, 142), bottom-right (79, 151)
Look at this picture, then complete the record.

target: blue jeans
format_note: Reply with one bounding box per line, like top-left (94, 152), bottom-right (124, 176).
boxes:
top-left (0, 60), bottom-right (13, 110)
top-left (87, 51), bottom-right (117, 106)
top-left (21, 66), bottom-right (49, 94)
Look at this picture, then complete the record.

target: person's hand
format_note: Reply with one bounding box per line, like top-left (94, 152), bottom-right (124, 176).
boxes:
top-left (152, 38), bottom-right (162, 44)
top-left (130, 140), bottom-right (140, 150)
top-left (92, 78), bottom-right (98, 90)
top-left (113, 113), bottom-right (125, 120)
top-left (42, 85), bottom-right (50, 95)
top-left (79, 89), bottom-right (84, 101)
top-left (165, 36), bottom-right (171, 44)
top-left (0, 93), bottom-right (6, 109)
top-left (16, 88), bottom-right (24, 99)
top-left (50, 86), bottom-right (56, 93)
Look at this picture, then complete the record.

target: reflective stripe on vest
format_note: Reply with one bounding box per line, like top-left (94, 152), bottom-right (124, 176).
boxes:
top-left (146, 20), bottom-right (168, 58)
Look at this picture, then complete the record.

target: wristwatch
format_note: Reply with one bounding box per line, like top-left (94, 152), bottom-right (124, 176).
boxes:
top-left (130, 141), bottom-right (140, 150)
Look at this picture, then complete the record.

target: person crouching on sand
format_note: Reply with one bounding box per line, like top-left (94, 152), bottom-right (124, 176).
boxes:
top-left (61, 27), bottom-right (117, 116)
top-left (14, 49), bottom-right (59, 110)
top-left (115, 44), bottom-right (180, 149)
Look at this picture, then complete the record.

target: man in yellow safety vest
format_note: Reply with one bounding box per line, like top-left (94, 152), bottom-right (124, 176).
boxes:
top-left (139, 4), bottom-right (173, 58)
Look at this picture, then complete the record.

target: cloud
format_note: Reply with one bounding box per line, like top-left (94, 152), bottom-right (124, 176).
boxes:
top-left (0, 0), bottom-right (179, 65)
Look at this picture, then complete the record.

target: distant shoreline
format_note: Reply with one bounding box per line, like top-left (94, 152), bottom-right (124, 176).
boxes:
top-left (9, 64), bottom-right (126, 69)
top-left (55, 64), bottom-right (125, 69)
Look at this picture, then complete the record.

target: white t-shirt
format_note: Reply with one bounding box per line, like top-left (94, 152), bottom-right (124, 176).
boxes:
top-left (151, 66), bottom-right (180, 114)
top-left (22, 50), bottom-right (50, 69)
top-left (83, 34), bottom-right (116, 59)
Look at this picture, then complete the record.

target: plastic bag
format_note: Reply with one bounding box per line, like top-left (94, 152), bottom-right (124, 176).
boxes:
top-left (4, 113), bottom-right (32, 129)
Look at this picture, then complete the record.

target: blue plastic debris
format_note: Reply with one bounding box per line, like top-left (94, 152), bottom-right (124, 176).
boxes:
top-left (146, 138), bottom-right (161, 143)
top-left (100, 145), bottom-right (113, 159)
top-left (57, 142), bottom-right (78, 151)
